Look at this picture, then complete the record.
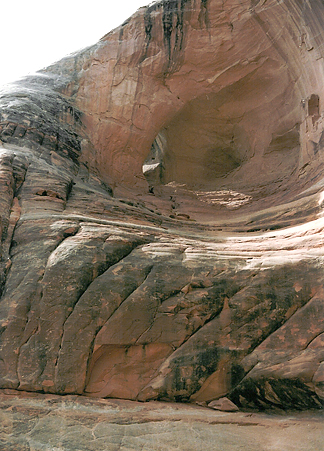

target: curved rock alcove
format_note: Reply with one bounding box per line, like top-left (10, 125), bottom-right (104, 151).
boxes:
top-left (0, 0), bottom-right (324, 410)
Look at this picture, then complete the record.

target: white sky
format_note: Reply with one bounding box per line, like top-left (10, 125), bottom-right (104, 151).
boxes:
top-left (0, 0), bottom-right (149, 87)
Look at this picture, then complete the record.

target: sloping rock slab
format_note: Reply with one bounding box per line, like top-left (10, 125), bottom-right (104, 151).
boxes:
top-left (0, 390), bottom-right (323, 451)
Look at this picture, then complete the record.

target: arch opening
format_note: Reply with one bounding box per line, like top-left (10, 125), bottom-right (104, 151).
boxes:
top-left (142, 92), bottom-right (253, 191)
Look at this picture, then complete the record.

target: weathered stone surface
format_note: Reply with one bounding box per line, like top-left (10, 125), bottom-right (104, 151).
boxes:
top-left (0, 0), bottom-right (324, 412)
top-left (0, 390), bottom-right (323, 451)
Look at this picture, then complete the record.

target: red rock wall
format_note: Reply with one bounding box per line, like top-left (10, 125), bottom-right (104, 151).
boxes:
top-left (0, 0), bottom-right (324, 410)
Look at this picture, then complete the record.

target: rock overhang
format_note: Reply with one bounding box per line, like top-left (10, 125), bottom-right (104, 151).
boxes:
top-left (67, 0), bottom-right (324, 227)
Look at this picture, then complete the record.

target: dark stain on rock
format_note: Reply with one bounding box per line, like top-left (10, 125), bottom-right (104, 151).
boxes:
top-left (144, 8), bottom-right (154, 39)
top-left (141, 6), bottom-right (156, 63)
top-left (230, 377), bottom-right (323, 410)
top-left (230, 363), bottom-right (245, 388)
top-left (199, 0), bottom-right (209, 28)
top-left (162, 0), bottom-right (191, 69)
top-left (170, 346), bottom-right (219, 401)
top-left (141, 1), bottom-right (191, 74)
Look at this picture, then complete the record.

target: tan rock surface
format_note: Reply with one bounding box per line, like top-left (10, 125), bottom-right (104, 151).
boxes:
top-left (0, 390), bottom-right (323, 451)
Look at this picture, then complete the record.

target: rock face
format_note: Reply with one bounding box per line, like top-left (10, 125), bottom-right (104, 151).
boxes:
top-left (0, 0), bottom-right (324, 410)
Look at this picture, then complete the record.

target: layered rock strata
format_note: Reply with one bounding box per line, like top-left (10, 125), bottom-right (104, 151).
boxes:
top-left (0, 0), bottom-right (324, 410)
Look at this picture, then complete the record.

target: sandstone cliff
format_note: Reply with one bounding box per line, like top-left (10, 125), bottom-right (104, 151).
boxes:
top-left (0, 0), bottom-right (324, 410)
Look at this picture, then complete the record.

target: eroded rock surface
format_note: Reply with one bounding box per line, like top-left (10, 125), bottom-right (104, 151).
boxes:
top-left (1, 390), bottom-right (323, 451)
top-left (0, 0), bottom-right (324, 411)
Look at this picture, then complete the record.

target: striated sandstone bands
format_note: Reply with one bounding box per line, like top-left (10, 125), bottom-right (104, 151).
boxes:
top-left (0, 0), bottom-right (324, 411)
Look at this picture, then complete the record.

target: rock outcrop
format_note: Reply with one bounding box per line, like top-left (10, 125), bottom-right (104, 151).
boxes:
top-left (0, 0), bottom-right (324, 410)
top-left (1, 390), bottom-right (324, 450)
